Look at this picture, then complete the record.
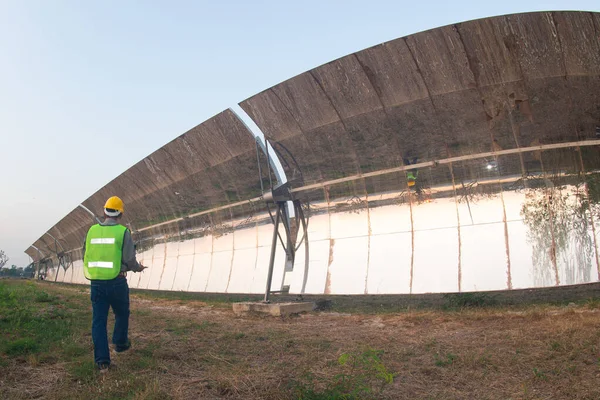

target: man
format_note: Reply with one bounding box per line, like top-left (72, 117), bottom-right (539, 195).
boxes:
top-left (83, 196), bottom-right (146, 371)
top-left (403, 156), bottom-right (419, 189)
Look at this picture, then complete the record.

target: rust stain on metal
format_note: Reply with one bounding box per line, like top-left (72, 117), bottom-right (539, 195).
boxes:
top-left (324, 185), bottom-right (333, 295)
top-left (156, 240), bottom-right (168, 289)
top-left (225, 224), bottom-right (236, 293)
top-left (185, 237), bottom-right (197, 291)
top-left (488, 127), bottom-right (513, 290)
top-left (448, 160), bottom-right (462, 292)
top-left (249, 223), bottom-right (260, 290)
top-left (168, 252), bottom-right (179, 291)
top-left (324, 239), bottom-right (335, 295)
top-left (503, 226), bottom-right (513, 290)
top-left (144, 243), bottom-right (154, 290)
top-left (364, 193), bottom-right (372, 294)
top-left (224, 208), bottom-right (237, 293)
top-left (500, 192), bottom-right (513, 290)
top-left (550, 242), bottom-right (558, 284)
top-left (408, 190), bottom-right (415, 295)
top-left (457, 223), bottom-right (462, 292)
top-left (203, 233), bottom-right (215, 292)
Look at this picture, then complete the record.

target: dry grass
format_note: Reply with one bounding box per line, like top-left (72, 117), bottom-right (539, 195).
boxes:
top-left (1, 281), bottom-right (600, 399)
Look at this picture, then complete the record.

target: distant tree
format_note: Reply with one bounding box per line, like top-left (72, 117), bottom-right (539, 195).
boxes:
top-left (23, 264), bottom-right (35, 278)
top-left (0, 250), bottom-right (8, 270)
top-left (521, 185), bottom-right (595, 287)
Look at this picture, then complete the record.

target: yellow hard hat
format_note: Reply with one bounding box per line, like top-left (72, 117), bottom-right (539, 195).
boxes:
top-left (104, 196), bottom-right (124, 213)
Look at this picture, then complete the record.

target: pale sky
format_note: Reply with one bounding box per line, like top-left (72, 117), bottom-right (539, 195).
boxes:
top-left (1, 0), bottom-right (598, 267)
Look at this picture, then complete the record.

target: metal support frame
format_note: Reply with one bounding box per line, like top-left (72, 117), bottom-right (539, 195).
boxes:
top-left (264, 201), bottom-right (284, 302)
top-left (78, 204), bottom-right (102, 224)
top-left (46, 232), bottom-right (72, 271)
top-left (262, 181), bottom-right (311, 301)
top-left (37, 257), bottom-right (53, 280)
top-left (58, 252), bottom-right (72, 271)
top-left (30, 245), bottom-right (45, 279)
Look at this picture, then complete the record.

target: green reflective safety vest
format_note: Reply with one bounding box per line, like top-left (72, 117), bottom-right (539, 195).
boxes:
top-left (83, 224), bottom-right (128, 280)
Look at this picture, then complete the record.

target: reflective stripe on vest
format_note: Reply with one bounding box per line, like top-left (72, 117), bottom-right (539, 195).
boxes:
top-left (88, 261), bottom-right (114, 268)
top-left (83, 224), bottom-right (127, 280)
top-left (90, 238), bottom-right (116, 245)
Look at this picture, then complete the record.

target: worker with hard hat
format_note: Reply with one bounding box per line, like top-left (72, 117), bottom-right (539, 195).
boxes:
top-left (83, 196), bottom-right (146, 372)
top-left (403, 156), bottom-right (419, 189)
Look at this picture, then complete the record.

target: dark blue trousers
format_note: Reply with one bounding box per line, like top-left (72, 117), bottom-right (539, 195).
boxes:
top-left (90, 276), bottom-right (130, 365)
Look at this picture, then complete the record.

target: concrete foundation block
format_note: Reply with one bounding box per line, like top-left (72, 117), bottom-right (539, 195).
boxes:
top-left (233, 302), bottom-right (314, 316)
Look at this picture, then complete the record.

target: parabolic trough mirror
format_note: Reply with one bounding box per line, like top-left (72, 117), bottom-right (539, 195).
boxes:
top-left (26, 11), bottom-right (600, 296)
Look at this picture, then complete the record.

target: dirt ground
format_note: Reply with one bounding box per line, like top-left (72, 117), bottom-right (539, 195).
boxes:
top-left (1, 281), bottom-right (600, 399)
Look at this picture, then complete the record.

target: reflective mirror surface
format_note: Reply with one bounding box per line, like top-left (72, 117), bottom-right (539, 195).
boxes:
top-left (27, 11), bottom-right (600, 295)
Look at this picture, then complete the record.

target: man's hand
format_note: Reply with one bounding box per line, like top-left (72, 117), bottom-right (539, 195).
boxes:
top-left (137, 264), bottom-right (148, 272)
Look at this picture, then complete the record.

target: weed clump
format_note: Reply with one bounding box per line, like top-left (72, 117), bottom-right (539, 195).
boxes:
top-left (293, 348), bottom-right (394, 399)
top-left (5, 338), bottom-right (40, 356)
top-left (434, 352), bottom-right (457, 367)
top-left (34, 291), bottom-right (55, 303)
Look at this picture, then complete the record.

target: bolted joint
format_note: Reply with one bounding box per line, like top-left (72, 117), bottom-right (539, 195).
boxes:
top-left (263, 182), bottom-right (293, 204)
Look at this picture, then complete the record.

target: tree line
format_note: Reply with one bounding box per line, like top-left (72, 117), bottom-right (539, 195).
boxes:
top-left (0, 264), bottom-right (36, 278)
top-left (0, 249), bottom-right (35, 278)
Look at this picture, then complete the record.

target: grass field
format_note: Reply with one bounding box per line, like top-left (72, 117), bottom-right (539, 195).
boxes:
top-left (1, 279), bottom-right (600, 399)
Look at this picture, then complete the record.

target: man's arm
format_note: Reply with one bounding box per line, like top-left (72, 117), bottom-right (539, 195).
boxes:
top-left (122, 230), bottom-right (145, 272)
top-left (82, 230), bottom-right (88, 258)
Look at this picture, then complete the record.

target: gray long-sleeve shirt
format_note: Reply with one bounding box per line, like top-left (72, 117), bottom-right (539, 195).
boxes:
top-left (82, 218), bottom-right (143, 273)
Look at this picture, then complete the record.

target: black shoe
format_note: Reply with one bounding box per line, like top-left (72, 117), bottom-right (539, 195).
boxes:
top-left (97, 363), bottom-right (110, 373)
top-left (115, 340), bottom-right (131, 353)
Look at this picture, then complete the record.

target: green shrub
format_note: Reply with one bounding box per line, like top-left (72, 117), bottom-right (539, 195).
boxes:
top-left (434, 353), bottom-right (457, 367)
top-left (585, 298), bottom-right (600, 309)
top-left (5, 338), bottom-right (40, 356)
top-left (293, 348), bottom-right (394, 399)
top-left (34, 291), bottom-right (55, 303)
